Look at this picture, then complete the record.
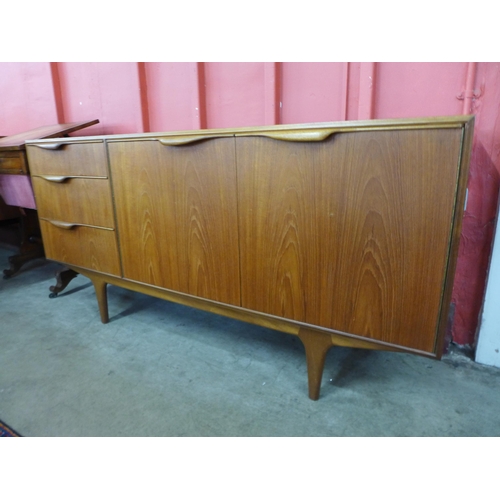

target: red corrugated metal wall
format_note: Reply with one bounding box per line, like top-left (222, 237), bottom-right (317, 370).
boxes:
top-left (1, 62), bottom-right (499, 347)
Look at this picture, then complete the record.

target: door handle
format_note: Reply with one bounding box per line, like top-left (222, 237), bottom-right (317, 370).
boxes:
top-left (45, 220), bottom-right (77, 230)
top-left (31, 143), bottom-right (65, 150)
top-left (38, 175), bottom-right (70, 183)
top-left (235, 129), bottom-right (336, 142)
top-left (157, 134), bottom-right (233, 146)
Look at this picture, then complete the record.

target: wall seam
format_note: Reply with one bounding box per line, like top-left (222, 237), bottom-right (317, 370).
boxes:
top-left (196, 63), bottom-right (207, 130)
top-left (342, 62), bottom-right (349, 121)
top-left (358, 62), bottom-right (377, 120)
top-left (462, 62), bottom-right (478, 115)
top-left (49, 62), bottom-right (65, 124)
top-left (137, 63), bottom-right (150, 133)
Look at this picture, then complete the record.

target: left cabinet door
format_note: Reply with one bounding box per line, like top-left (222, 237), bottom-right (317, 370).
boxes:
top-left (108, 137), bottom-right (241, 306)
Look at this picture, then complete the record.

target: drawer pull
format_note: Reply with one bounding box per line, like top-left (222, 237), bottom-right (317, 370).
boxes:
top-left (235, 129), bottom-right (336, 142)
top-left (31, 143), bottom-right (64, 150)
top-left (46, 220), bottom-right (77, 230)
top-left (39, 175), bottom-right (70, 183)
top-left (158, 134), bottom-right (232, 146)
top-left (42, 219), bottom-right (114, 231)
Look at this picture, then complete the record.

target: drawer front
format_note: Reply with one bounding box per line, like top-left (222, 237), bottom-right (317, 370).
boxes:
top-left (0, 152), bottom-right (28, 175)
top-left (26, 142), bottom-right (108, 177)
top-left (32, 176), bottom-right (115, 228)
top-left (40, 220), bottom-right (121, 276)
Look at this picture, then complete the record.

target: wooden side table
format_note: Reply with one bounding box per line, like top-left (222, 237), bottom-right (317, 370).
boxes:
top-left (0, 120), bottom-right (99, 284)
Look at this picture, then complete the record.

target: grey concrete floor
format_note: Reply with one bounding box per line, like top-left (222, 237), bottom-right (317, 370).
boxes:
top-left (1, 222), bottom-right (500, 437)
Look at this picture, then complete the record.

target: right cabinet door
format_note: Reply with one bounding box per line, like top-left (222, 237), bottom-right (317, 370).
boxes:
top-left (236, 128), bottom-right (463, 353)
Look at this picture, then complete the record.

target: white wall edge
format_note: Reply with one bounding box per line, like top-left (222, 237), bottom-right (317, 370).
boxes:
top-left (475, 206), bottom-right (500, 368)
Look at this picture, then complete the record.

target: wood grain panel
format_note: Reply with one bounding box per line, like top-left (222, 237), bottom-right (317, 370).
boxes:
top-left (40, 220), bottom-right (121, 276)
top-left (0, 152), bottom-right (27, 175)
top-left (108, 138), bottom-right (240, 305)
top-left (237, 129), bottom-right (463, 352)
top-left (32, 177), bottom-right (115, 228)
top-left (26, 142), bottom-right (108, 177)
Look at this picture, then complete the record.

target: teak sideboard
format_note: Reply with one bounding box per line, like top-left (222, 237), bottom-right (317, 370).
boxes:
top-left (25, 116), bottom-right (474, 400)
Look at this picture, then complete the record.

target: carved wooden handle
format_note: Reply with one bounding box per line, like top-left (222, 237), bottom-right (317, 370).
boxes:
top-left (31, 143), bottom-right (65, 150)
top-left (236, 129), bottom-right (336, 142)
top-left (158, 135), bottom-right (232, 146)
top-left (38, 175), bottom-right (70, 183)
top-left (46, 220), bottom-right (77, 230)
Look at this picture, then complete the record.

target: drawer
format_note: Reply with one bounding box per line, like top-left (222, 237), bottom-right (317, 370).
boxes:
top-left (32, 176), bottom-right (115, 228)
top-left (0, 152), bottom-right (28, 175)
top-left (40, 219), bottom-right (121, 276)
top-left (26, 141), bottom-right (108, 177)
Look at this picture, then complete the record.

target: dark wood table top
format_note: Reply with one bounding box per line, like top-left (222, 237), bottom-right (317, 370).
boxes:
top-left (0, 120), bottom-right (99, 151)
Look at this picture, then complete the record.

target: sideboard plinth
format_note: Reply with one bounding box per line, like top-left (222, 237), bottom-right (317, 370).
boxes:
top-left (72, 265), bottom-right (433, 400)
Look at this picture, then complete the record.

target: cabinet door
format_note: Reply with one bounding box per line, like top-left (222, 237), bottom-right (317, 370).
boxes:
top-left (108, 137), bottom-right (240, 306)
top-left (237, 128), bottom-right (463, 353)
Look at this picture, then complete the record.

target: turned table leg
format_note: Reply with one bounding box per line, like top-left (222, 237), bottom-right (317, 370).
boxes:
top-left (298, 328), bottom-right (334, 401)
top-left (91, 276), bottom-right (109, 324)
top-left (49, 268), bottom-right (80, 298)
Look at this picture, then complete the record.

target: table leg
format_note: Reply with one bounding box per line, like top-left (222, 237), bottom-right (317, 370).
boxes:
top-left (49, 268), bottom-right (80, 298)
top-left (3, 208), bottom-right (44, 279)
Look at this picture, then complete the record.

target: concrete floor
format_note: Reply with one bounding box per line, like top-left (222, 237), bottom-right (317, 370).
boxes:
top-left (1, 221), bottom-right (500, 437)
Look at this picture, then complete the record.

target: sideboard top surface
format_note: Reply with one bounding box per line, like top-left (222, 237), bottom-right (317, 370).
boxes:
top-left (25, 116), bottom-right (474, 145)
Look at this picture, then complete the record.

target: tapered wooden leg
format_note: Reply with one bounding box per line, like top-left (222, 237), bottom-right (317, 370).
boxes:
top-left (298, 328), bottom-right (334, 401)
top-left (91, 277), bottom-right (109, 324)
